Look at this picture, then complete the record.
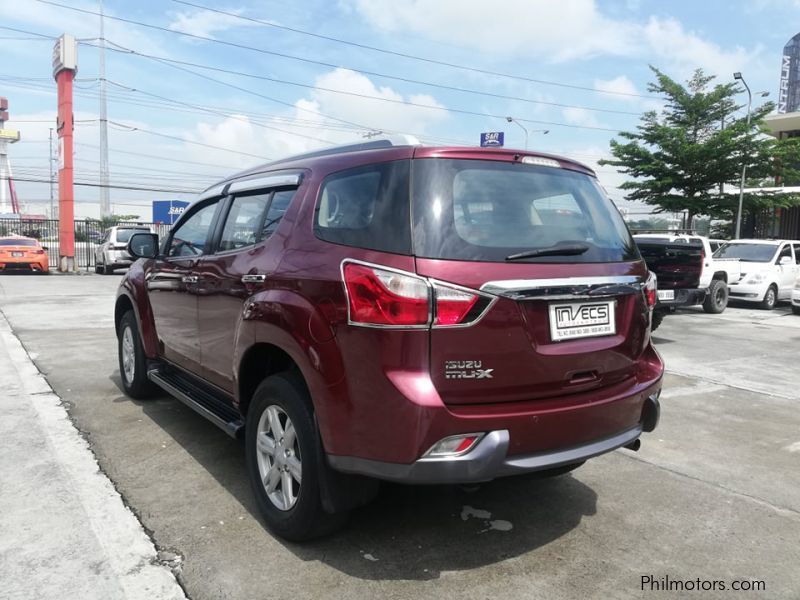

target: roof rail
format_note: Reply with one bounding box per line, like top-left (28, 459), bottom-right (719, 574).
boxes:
top-left (266, 134), bottom-right (422, 167)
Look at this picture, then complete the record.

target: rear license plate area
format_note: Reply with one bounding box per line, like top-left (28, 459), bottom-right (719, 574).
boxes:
top-left (548, 300), bottom-right (616, 342)
top-left (657, 290), bottom-right (675, 301)
top-left (11, 252), bottom-right (23, 257)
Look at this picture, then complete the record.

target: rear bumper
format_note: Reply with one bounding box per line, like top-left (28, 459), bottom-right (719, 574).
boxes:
top-left (326, 345), bottom-right (663, 484)
top-left (656, 288), bottom-right (706, 308)
top-left (329, 406), bottom-right (656, 484)
top-left (0, 259), bottom-right (48, 272)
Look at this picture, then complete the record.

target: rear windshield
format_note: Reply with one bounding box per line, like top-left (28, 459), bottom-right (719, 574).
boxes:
top-left (714, 243), bottom-right (776, 262)
top-left (115, 228), bottom-right (149, 243)
top-left (411, 158), bottom-right (638, 263)
top-left (0, 238), bottom-right (37, 246)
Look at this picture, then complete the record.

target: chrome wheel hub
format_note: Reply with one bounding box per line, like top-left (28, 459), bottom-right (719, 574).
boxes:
top-left (121, 326), bottom-right (135, 384)
top-left (256, 405), bottom-right (301, 511)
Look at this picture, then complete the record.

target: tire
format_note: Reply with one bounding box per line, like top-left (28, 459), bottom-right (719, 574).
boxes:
top-left (94, 263), bottom-right (102, 274)
top-left (117, 310), bottom-right (158, 399)
top-left (702, 279), bottom-right (728, 314)
top-left (792, 305), bottom-right (800, 316)
top-left (651, 309), bottom-right (666, 332)
top-left (103, 263), bottom-right (114, 275)
top-left (759, 285), bottom-right (778, 310)
top-left (246, 373), bottom-right (348, 541)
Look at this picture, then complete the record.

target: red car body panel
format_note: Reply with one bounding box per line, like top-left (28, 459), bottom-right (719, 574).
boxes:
top-left (117, 143), bottom-right (663, 477)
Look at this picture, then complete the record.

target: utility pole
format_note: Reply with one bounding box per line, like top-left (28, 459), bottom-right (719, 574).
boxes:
top-left (49, 127), bottom-right (55, 218)
top-left (98, 0), bottom-right (110, 217)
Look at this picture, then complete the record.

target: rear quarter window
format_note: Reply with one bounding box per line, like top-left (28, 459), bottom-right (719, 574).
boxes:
top-left (314, 160), bottom-right (411, 254)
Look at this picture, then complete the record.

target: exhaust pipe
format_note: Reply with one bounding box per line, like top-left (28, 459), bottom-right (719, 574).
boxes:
top-left (624, 438), bottom-right (641, 452)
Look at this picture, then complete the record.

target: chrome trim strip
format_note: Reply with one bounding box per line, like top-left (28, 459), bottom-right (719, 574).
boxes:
top-left (227, 174), bottom-right (301, 194)
top-left (339, 258), bottom-right (432, 330)
top-left (481, 275), bottom-right (643, 300)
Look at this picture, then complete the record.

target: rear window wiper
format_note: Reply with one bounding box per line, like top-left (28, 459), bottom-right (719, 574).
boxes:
top-left (505, 243), bottom-right (590, 261)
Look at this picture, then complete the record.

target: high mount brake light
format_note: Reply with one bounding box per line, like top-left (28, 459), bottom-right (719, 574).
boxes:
top-left (342, 262), bottom-right (494, 328)
top-left (645, 271), bottom-right (657, 309)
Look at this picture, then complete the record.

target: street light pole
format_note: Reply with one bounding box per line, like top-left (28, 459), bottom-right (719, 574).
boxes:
top-left (505, 117), bottom-right (549, 151)
top-left (733, 72), bottom-right (752, 239)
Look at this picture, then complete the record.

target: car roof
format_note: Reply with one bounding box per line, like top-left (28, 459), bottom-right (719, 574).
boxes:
top-left (724, 239), bottom-right (783, 245)
top-left (0, 235), bottom-right (38, 243)
top-left (202, 140), bottom-right (597, 197)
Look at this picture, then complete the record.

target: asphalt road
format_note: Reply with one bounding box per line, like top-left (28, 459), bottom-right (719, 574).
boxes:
top-left (1, 273), bottom-right (798, 599)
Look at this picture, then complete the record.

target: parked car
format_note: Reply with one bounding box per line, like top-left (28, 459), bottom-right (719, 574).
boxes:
top-left (634, 233), bottom-right (741, 316)
top-left (114, 138), bottom-right (664, 540)
top-left (715, 239), bottom-right (800, 309)
top-left (94, 226), bottom-right (152, 274)
top-left (0, 236), bottom-right (49, 273)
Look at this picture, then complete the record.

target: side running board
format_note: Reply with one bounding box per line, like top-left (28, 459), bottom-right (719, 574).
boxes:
top-left (148, 368), bottom-right (244, 438)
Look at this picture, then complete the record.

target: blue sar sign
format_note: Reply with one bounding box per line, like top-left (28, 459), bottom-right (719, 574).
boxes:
top-left (480, 131), bottom-right (504, 147)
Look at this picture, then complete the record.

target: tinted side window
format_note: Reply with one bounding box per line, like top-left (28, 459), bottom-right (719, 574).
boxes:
top-left (777, 244), bottom-right (792, 263)
top-left (314, 160), bottom-right (411, 254)
top-left (219, 194), bottom-right (268, 252)
top-left (168, 201), bottom-right (219, 257)
top-left (261, 190), bottom-right (295, 240)
top-left (794, 244), bottom-right (800, 264)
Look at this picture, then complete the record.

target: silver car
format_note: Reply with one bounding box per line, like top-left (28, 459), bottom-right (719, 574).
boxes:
top-left (94, 226), bottom-right (151, 274)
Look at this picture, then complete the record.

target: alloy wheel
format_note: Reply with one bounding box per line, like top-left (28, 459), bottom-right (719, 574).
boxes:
top-left (256, 405), bottom-right (302, 511)
top-left (121, 326), bottom-right (136, 384)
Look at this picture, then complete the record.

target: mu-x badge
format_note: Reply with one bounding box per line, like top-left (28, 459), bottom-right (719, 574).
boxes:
top-left (444, 360), bottom-right (494, 380)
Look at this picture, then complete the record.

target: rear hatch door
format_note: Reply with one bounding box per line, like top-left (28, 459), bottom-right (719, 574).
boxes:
top-left (410, 153), bottom-right (650, 406)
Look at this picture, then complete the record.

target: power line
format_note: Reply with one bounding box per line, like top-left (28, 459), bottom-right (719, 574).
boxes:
top-left (172, 0), bottom-right (653, 100)
top-left (90, 41), bottom-right (622, 132)
top-left (40, 0), bottom-right (641, 119)
top-left (2, 175), bottom-right (201, 194)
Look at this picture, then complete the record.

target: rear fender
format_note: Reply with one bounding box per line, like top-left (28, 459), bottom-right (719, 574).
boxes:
top-left (241, 289), bottom-right (348, 454)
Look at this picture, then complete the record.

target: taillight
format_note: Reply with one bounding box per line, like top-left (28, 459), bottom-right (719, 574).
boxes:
top-left (341, 261), bottom-right (496, 328)
top-left (432, 284), bottom-right (477, 326)
top-left (645, 271), bottom-right (657, 309)
top-left (34, 249), bottom-right (45, 255)
top-left (342, 262), bottom-right (429, 326)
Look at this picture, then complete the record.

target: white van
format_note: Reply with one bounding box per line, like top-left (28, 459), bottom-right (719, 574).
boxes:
top-left (716, 239), bottom-right (800, 309)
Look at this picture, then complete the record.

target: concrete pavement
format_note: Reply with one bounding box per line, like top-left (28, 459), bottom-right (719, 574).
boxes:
top-left (0, 306), bottom-right (186, 600)
top-left (1, 274), bottom-right (799, 599)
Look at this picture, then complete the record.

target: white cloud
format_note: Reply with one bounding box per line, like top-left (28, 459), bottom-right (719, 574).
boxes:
top-left (347, 1), bottom-right (763, 78)
top-left (594, 75), bottom-right (640, 100)
top-left (642, 17), bottom-right (764, 79)
top-left (167, 8), bottom-right (261, 37)
top-left (561, 107), bottom-right (603, 129)
top-left (347, 0), bottom-right (637, 62)
top-left (185, 68), bottom-right (449, 168)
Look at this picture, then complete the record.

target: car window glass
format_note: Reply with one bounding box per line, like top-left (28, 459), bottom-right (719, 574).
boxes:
top-left (261, 190), bottom-right (295, 240)
top-left (794, 244), bottom-right (800, 264)
top-left (777, 244), bottom-right (792, 263)
top-left (219, 194), bottom-right (268, 252)
top-left (167, 201), bottom-right (219, 257)
top-left (315, 160), bottom-right (411, 254)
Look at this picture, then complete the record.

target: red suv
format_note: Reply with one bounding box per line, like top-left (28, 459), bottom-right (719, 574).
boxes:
top-left (116, 138), bottom-right (663, 540)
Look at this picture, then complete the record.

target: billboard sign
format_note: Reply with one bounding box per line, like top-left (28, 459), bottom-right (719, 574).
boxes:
top-left (480, 131), bottom-right (504, 147)
top-left (152, 200), bottom-right (189, 225)
top-left (52, 34), bottom-right (78, 79)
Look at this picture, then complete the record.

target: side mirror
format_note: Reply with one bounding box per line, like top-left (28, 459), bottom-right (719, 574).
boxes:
top-left (779, 255), bottom-right (793, 266)
top-left (127, 232), bottom-right (159, 259)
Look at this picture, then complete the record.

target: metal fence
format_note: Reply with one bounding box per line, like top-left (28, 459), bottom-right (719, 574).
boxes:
top-left (0, 218), bottom-right (172, 270)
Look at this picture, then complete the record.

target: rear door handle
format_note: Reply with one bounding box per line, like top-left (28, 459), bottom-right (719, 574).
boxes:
top-left (182, 275), bottom-right (199, 283)
top-left (241, 274), bottom-right (267, 284)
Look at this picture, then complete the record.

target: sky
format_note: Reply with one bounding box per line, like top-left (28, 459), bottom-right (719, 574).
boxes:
top-left (0, 0), bottom-right (796, 220)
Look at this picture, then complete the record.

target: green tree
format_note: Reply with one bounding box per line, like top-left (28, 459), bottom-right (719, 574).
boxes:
top-left (600, 67), bottom-right (799, 226)
top-left (87, 214), bottom-right (141, 229)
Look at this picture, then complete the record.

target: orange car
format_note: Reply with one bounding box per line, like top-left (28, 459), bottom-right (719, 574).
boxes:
top-left (0, 236), bottom-right (50, 273)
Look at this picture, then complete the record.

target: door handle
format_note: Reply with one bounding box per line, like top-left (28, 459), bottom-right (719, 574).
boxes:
top-left (182, 275), bottom-right (199, 283)
top-left (241, 274), bottom-right (267, 284)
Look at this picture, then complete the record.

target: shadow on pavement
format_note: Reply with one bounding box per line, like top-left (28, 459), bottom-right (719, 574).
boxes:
top-left (113, 372), bottom-right (598, 581)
